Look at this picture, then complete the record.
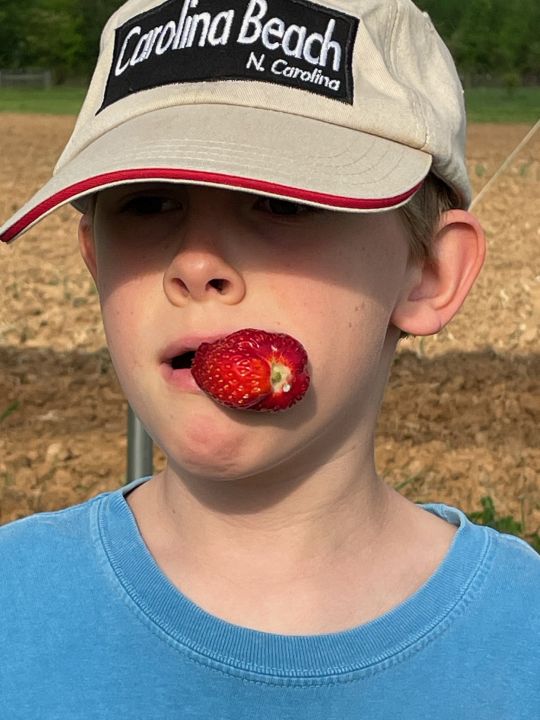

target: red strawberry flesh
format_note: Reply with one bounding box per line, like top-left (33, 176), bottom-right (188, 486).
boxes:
top-left (191, 329), bottom-right (310, 412)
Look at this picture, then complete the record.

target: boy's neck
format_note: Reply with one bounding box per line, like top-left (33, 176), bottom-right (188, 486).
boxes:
top-left (126, 461), bottom-right (456, 635)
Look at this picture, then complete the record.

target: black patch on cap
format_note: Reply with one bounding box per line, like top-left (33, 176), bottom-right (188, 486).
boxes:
top-left (99, 0), bottom-right (358, 111)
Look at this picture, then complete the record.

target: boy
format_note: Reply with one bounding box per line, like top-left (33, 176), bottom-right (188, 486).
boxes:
top-left (1, 0), bottom-right (538, 717)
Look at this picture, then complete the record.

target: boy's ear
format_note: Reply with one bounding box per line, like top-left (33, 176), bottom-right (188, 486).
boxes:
top-left (391, 210), bottom-right (486, 336)
top-left (78, 211), bottom-right (98, 283)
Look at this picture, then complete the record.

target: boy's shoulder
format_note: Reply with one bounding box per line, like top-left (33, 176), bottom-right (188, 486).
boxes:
top-left (496, 529), bottom-right (540, 595)
top-left (0, 490), bottom-right (104, 540)
top-left (0, 480), bottom-right (147, 575)
top-left (467, 524), bottom-right (540, 664)
top-left (487, 526), bottom-right (540, 596)
top-left (424, 503), bottom-right (540, 607)
top-left (0, 488), bottom-right (115, 581)
top-left (491, 525), bottom-right (540, 564)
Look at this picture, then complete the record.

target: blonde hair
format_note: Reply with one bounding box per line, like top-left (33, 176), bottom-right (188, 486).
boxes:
top-left (399, 174), bottom-right (461, 264)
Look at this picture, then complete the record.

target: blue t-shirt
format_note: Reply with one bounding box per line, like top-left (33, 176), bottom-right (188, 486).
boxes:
top-left (1, 476), bottom-right (539, 719)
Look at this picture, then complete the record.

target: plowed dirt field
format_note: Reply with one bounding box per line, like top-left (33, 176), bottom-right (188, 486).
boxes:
top-left (1, 115), bottom-right (538, 543)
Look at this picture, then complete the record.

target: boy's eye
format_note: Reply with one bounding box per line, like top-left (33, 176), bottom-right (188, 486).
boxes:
top-left (255, 197), bottom-right (318, 217)
top-left (120, 195), bottom-right (181, 215)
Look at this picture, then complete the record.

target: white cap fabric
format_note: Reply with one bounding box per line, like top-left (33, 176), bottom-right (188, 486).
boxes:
top-left (0, 0), bottom-right (470, 244)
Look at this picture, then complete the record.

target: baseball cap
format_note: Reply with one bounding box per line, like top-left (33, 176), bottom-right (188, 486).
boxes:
top-left (0, 0), bottom-right (470, 244)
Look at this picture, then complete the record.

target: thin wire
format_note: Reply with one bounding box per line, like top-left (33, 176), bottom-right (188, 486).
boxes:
top-left (470, 118), bottom-right (540, 210)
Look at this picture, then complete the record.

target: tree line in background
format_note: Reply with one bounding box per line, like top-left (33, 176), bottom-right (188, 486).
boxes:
top-left (0, 0), bottom-right (538, 85)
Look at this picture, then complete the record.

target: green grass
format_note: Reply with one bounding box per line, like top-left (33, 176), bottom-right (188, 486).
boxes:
top-left (0, 85), bottom-right (538, 122)
top-left (464, 86), bottom-right (540, 123)
top-left (467, 496), bottom-right (540, 554)
top-left (0, 401), bottom-right (19, 424)
top-left (0, 86), bottom-right (86, 115)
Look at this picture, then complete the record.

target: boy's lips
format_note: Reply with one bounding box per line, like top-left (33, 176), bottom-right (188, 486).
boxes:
top-left (158, 328), bottom-right (309, 402)
top-left (159, 333), bottom-right (232, 392)
top-left (159, 334), bottom-right (227, 366)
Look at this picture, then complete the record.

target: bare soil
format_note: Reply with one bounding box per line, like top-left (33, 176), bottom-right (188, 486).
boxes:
top-left (0, 115), bottom-right (538, 541)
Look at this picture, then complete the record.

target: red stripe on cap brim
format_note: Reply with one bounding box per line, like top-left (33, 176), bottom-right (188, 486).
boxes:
top-left (1, 168), bottom-right (423, 243)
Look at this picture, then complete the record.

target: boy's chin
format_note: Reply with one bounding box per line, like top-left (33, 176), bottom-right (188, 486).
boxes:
top-left (158, 408), bottom-right (287, 482)
top-left (143, 386), bottom-right (319, 483)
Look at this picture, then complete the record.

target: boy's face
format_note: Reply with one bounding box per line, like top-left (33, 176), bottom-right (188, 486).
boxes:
top-left (80, 184), bottom-right (414, 483)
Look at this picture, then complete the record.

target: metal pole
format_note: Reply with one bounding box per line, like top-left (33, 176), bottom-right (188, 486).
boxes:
top-left (127, 405), bottom-right (154, 483)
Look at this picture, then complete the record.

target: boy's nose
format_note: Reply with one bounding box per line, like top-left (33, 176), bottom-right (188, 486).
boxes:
top-left (162, 227), bottom-right (246, 307)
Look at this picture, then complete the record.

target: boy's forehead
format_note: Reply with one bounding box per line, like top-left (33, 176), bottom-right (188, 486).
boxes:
top-left (0, 0), bottom-right (471, 244)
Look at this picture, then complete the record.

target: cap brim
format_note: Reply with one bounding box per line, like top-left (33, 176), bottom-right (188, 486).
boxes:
top-left (0, 104), bottom-right (431, 243)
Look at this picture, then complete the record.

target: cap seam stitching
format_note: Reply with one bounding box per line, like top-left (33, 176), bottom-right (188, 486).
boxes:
top-left (73, 145), bottom-right (412, 183)
top-left (387, 0), bottom-right (428, 152)
top-left (97, 138), bottom-right (365, 166)
top-left (99, 143), bottom-right (391, 173)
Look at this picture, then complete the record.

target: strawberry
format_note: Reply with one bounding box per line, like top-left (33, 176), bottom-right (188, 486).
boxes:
top-left (191, 329), bottom-right (310, 412)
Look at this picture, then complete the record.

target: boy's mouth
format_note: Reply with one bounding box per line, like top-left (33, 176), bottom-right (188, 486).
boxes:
top-left (170, 351), bottom-right (196, 370)
top-left (160, 330), bottom-right (310, 408)
top-left (160, 334), bottom-right (227, 369)
top-left (161, 344), bottom-right (210, 393)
